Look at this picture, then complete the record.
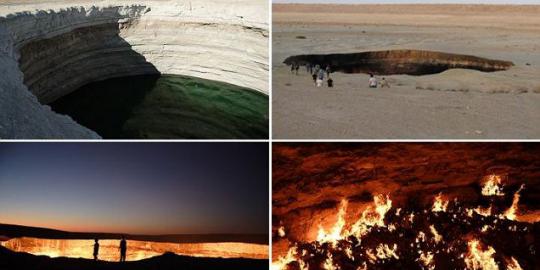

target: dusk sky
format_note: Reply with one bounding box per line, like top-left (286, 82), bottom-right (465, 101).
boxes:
top-left (0, 143), bottom-right (268, 235)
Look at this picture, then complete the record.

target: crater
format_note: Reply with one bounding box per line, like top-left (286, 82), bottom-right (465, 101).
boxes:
top-left (50, 74), bottom-right (268, 139)
top-left (0, 2), bottom-right (268, 139)
top-left (283, 50), bottom-right (514, 75)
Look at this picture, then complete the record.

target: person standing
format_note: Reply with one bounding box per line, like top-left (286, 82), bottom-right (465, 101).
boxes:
top-left (380, 77), bottom-right (390, 88)
top-left (369, 74), bottom-right (378, 88)
top-left (316, 69), bottom-right (325, 87)
top-left (93, 239), bottom-right (99, 261)
top-left (119, 236), bottom-right (127, 262)
top-left (325, 65), bottom-right (331, 77)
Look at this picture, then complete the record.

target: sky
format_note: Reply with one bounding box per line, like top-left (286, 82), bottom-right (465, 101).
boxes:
top-left (274, 0), bottom-right (540, 3)
top-left (0, 143), bottom-right (268, 235)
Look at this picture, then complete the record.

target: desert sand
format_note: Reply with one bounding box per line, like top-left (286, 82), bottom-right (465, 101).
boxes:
top-left (272, 4), bottom-right (540, 139)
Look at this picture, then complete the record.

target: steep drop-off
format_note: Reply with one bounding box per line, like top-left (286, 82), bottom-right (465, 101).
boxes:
top-left (0, 0), bottom-right (268, 138)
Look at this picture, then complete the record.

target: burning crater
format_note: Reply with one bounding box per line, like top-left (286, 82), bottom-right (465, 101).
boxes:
top-left (283, 50), bottom-right (513, 75)
top-left (272, 143), bottom-right (540, 270)
top-left (0, 237), bottom-right (267, 261)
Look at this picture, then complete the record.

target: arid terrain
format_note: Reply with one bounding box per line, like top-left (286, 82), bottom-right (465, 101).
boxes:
top-left (272, 4), bottom-right (540, 139)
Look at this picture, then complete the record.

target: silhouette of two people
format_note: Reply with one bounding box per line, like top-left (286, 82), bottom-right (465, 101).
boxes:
top-left (92, 237), bottom-right (127, 262)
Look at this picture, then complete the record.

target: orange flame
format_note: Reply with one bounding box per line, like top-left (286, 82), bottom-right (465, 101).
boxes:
top-left (501, 184), bottom-right (525, 221)
top-left (317, 200), bottom-right (348, 245)
top-left (507, 257), bottom-right (523, 270)
top-left (278, 226), bottom-right (286, 237)
top-left (481, 175), bottom-right (505, 196)
top-left (464, 239), bottom-right (499, 270)
top-left (431, 193), bottom-right (449, 213)
top-left (349, 194), bottom-right (392, 239)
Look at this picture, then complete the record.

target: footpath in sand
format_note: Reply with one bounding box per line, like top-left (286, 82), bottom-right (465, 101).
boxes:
top-left (272, 4), bottom-right (540, 139)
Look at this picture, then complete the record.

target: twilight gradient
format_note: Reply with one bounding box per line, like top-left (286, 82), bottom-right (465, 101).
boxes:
top-left (0, 143), bottom-right (268, 235)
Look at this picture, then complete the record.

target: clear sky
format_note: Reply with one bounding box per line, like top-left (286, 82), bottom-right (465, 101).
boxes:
top-left (0, 143), bottom-right (268, 235)
top-left (274, 0), bottom-right (540, 3)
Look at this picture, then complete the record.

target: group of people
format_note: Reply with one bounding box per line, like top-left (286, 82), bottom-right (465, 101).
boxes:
top-left (93, 236), bottom-right (127, 262)
top-left (290, 62), bottom-right (390, 89)
top-left (369, 74), bottom-right (390, 88)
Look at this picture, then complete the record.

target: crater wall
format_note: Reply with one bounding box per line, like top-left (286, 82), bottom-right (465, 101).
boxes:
top-left (0, 0), bottom-right (268, 138)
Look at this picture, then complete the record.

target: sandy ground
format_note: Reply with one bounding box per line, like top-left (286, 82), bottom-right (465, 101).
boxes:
top-left (272, 4), bottom-right (540, 139)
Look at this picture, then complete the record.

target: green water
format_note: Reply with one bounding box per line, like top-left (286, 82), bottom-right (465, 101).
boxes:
top-left (50, 75), bottom-right (269, 139)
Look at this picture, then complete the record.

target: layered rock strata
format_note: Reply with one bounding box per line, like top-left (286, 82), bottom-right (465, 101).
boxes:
top-left (0, 0), bottom-right (268, 138)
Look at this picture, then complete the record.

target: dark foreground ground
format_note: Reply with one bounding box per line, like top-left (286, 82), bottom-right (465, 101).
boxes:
top-left (0, 246), bottom-right (268, 270)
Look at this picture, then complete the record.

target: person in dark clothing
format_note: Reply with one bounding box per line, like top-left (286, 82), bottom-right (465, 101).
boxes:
top-left (119, 236), bottom-right (127, 262)
top-left (312, 73), bottom-right (317, 83)
top-left (93, 239), bottom-right (99, 261)
top-left (327, 77), bottom-right (333, 88)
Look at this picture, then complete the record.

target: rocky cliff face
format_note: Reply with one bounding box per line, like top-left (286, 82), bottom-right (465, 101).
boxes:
top-left (0, 0), bottom-right (268, 138)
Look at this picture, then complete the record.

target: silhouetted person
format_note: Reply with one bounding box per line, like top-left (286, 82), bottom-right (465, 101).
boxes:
top-left (93, 239), bottom-right (99, 261)
top-left (327, 77), bottom-right (333, 88)
top-left (119, 236), bottom-right (127, 262)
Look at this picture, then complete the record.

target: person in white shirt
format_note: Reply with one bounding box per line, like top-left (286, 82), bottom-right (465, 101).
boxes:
top-left (369, 74), bottom-right (378, 88)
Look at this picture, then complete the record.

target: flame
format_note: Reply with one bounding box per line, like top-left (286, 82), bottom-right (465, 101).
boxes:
top-left (464, 239), bottom-right (499, 270)
top-left (481, 175), bottom-right (505, 196)
top-left (501, 184), bottom-right (525, 221)
top-left (278, 226), bottom-right (286, 237)
top-left (271, 246), bottom-right (298, 270)
top-left (474, 206), bottom-right (492, 217)
top-left (323, 253), bottom-right (337, 270)
top-left (344, 245), bottom-right (354, 261)
top-left (317, 199), bottom-right (348, 245)
top-left (349, 194), bottom-right (392, 239)
top-left (507, 257), bottom-right (523, 270)
top-left (418, 251), bottom-right (434, 270)
top-left (431, 193), bottom-right (449, 212)
top-left (375, 243), bottom-right (399, 260)
top-left (429, 225), bottom-right (442, 243)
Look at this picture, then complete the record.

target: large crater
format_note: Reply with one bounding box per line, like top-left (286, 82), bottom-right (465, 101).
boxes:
top-left (284, 50), bottom-right (513, 75)
top-left (0, 1), bottom-right (268, 139)
top-left (272, 143), bottom-right (540, 269)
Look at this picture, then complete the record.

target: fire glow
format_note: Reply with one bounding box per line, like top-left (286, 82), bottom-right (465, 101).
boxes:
top-left (1, 237), bottom-right (268, 261)
top-left (272, 176), bottom-right (537, 270)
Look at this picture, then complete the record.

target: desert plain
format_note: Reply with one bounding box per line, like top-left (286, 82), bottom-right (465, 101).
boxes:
top-left (272, 4), bottom-right (540, 139)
